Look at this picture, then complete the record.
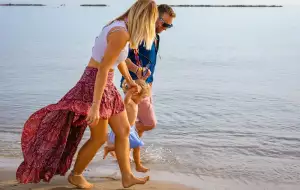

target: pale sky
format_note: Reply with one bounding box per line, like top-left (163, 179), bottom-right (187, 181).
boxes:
top-left (1, 0), bottom-right (300, 6)
top-left (161, 0), bottom-right (300, 5)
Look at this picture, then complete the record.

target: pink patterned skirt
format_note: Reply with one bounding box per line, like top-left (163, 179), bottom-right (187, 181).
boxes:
top-left (16, 67), bottom-right (124, 184)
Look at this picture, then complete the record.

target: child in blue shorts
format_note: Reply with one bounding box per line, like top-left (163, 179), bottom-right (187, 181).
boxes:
top-left (103, 79), bottom-right (150, 173)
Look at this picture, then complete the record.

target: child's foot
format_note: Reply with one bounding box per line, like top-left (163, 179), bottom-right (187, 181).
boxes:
top-left (122, 173), bottom-right (149, 188)
top-left (109, 151), bottom-right (117, 159)
top-left (103, 146), bottom-right (109, 159)
top-left (103, 146), bottom-right (117, 160)
top-left (68, 173), bottom-right (93, 189)
top-left (136, 164), bottom-right (149, 173)
top-left (129, 155), bottom-right (134, 163)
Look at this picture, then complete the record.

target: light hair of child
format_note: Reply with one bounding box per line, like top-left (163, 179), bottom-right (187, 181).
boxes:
top-left (122, 79), bottom-right (150, 98)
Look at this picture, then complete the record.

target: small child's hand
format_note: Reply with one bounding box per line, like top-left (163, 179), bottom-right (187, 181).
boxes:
top-left (127, 87), bottom-right (136, 94)
top-left (127, 81), bottom-right (141, 94)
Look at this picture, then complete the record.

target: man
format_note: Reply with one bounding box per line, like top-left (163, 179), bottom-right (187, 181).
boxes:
top-left (121, 5), bottom-right (176, 137)
top-left (120, 4), bottom-right (176, 173)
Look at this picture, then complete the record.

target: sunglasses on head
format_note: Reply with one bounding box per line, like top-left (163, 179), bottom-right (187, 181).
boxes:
top-left (160, 17), bottom-right (173, 28)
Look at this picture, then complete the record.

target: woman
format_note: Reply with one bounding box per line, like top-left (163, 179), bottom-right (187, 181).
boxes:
top-left (16, 0), bottom-right (158, 189)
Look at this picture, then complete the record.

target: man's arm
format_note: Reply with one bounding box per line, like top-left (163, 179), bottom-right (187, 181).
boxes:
top-left (125, 58), bottom-right (146, 79)
top-left (125, 58), bottom-right (139, 74)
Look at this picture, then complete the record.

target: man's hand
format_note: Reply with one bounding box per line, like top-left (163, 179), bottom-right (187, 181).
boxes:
top-left (136, 67), bottom-right (143, 79)
top-left (136, 67), bottom-right (151, 80)
top-left (142, 68), bottom-right (151, 80)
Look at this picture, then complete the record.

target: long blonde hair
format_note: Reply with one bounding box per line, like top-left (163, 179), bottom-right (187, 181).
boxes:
top-left (113, 0), bottom-right (158, 50)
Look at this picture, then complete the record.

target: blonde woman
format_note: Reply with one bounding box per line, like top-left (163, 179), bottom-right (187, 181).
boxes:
top-left (16, 0), bottom-right (158, 189)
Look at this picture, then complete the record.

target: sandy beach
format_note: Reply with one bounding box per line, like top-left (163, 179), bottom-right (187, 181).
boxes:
top-left (0, 168), bottom-right (196, 190)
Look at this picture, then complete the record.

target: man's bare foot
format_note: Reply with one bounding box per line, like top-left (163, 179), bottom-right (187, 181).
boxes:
top-left (68, 173), bottom-right (93, 189)
top-left (136, 164), bottom-right (149, 173)
top-left (122, 173), bottom-right (149, 188)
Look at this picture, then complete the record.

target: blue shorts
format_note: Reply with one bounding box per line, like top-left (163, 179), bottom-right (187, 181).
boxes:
top-left (108, 126), bottom-right (144, 149)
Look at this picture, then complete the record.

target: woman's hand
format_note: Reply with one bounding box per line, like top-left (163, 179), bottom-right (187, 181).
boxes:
top-left (86, 102), bottom-right (100, 127)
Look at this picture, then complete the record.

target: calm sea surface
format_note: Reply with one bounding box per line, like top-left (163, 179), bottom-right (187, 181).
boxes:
top-left (0, 5), bottom-right (300, 190)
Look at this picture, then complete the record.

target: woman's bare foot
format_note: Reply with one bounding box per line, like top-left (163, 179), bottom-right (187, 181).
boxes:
top-left (136, 164), bottom-right (149, 173)
top-left (68, 173), bottom-right (94, 189)
top-left (122, 173), bottom-right (149, 188)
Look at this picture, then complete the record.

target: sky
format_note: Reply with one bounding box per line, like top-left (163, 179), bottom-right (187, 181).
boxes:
top-left (1, 0), bottom-right (300, 6)
top-left (163, 0), bottom-right (300, 5)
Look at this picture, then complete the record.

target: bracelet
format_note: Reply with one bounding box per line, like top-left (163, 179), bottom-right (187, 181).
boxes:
top-left (135, 67), bottom-right (139, 74)
top-left (135, 67), bottom-right (142, 75)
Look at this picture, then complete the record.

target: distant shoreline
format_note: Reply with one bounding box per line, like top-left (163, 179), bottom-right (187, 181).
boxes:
top-left (0, 3), bottom-right (45, 6)
top-left (170, 5), bottom-right (283, 8)
top-left (80, 4), bottom-right (107, 7)
top-left (0, 4), bottom-right (282, 8)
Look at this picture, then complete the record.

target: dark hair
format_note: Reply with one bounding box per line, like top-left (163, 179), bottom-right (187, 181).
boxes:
top-left (158, 4), bottom-right (176, 18)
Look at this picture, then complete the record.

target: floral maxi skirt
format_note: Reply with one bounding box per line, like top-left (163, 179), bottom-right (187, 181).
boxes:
top-left (16, 67), bottom-right (124, 183)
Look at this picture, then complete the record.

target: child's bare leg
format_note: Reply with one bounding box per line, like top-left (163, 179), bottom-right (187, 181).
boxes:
top-left (133, 147), bottom-right (149, 173)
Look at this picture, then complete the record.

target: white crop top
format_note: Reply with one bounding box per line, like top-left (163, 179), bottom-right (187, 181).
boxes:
top-left (91, 20), bottom-right (129, 68)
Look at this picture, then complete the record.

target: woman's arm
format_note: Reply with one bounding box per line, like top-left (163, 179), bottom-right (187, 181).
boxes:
top-left (118, 61), bottom-right (141, 94)
top-left (118, 61), bottom-right (134, 85)
top-left (86, 29), bottom-right (129, 126)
